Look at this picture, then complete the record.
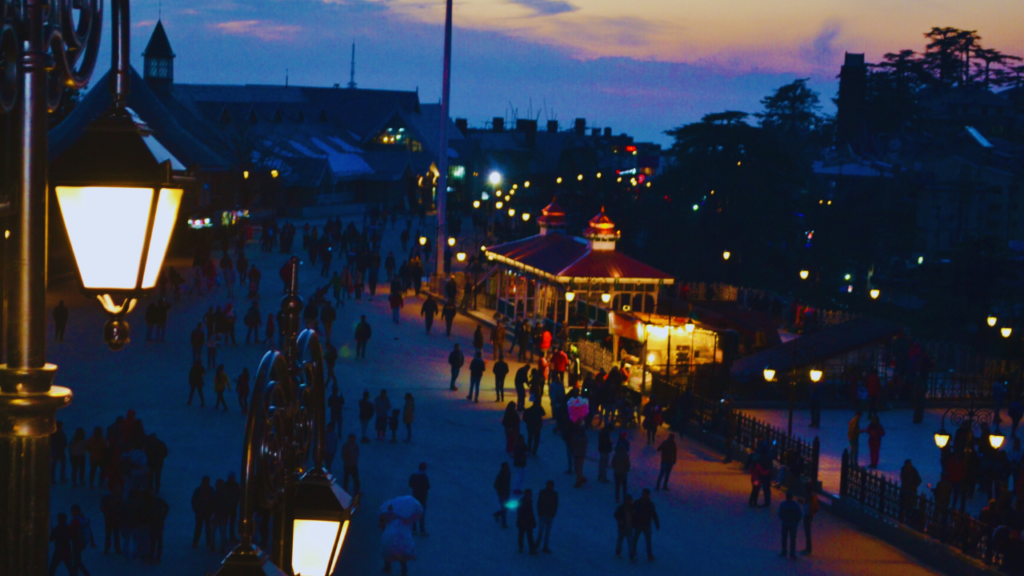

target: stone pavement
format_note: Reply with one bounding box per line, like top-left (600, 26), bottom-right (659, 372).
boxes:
top-left (44, 215), bottom-right (943, 576)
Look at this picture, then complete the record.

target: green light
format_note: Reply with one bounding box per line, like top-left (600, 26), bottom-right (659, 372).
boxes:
top-left (918, 256), bottom-right (924, 265)
top-left (692, 204), bottom-right (699, 211)
top-left (844, 274), bottom-right (851, 281)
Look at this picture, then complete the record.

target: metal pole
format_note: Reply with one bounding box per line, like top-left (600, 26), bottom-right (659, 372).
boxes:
top-left (434, 0), bottom-right (453, 277)
top-left (0, 1), bottom-right (70, 573)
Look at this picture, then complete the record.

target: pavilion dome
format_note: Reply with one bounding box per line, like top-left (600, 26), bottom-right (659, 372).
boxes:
top-left (537, 196), bottom-right (566, 234)
top-left (584, 207), bottom-right (620, 244)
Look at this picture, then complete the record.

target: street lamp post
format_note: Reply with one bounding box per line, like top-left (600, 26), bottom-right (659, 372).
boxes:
top-left (0, 0), bottom-right (103, 573)
top-left (933, 396), bottom-right (1003, 513)
top-left (763, 345), bottom-right (819, 436)
top-left (215, 258), bottom-right (358, 576)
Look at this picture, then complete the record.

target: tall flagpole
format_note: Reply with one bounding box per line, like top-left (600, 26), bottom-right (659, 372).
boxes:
top-left (435, 0), bottom-right (453, 277)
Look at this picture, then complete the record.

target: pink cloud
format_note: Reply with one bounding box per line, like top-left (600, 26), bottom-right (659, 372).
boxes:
top-left (210, 20), bottom-right (302, 41)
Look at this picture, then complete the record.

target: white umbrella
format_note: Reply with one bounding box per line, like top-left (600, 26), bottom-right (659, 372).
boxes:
top-left (379, 495), bottom-right (423, 521)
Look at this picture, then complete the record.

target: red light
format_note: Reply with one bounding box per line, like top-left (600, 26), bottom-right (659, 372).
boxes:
top-left (663, 195), bottom-right (670, 201)
top-left (625, 145), bottom-right (637, 152)
top-left (638, 174), bottom-right (646, 184)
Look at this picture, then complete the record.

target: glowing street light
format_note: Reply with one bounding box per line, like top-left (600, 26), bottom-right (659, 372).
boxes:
top-left (419, 236), bottom-right (427, 246)
top-left (447, 237), bottom-right (456, 247)
top-left (988, 316), bottom-right (998, 327)
top-left (522, 213), bottom-right (531, 222)
top-left (684, 321), bottom-right (695, 334)
top-left (524, 181), bottom-right (530, 188)
top-left (271, 169), bottom-right (279, 178)
top-left (565, 291), bottom-right (576, 302)
top-left (722, 251), bottom-right (731, 261)
top-left (1002, 327), bottom-right (1013, 339)
top-left (577, 174), bottom-right (583, 181)
top-left (456, 252), bottom-right (466, 262)
top-left (763, 367), bottom-right (776, 382)
top-left (799, 270), bottom-right (809, 280)
top-left (243, 170), bottom-right (249, 179)
top-left (508, 208), bottom-right (516, 217)
top-left (488, 171), bottom-right (502, 186)
top-left (809, 368), bottom-right (823, 383)
top-left (870, 289), bottom-right (880, 300)
top-left (473, 200), bottom-right (480, 208)
top-left (556, 177), bottom-right (563, 184)
top-left (496, 201), bottom-right (504, 209)
top-left (601, 293), bottom-right (611, 304)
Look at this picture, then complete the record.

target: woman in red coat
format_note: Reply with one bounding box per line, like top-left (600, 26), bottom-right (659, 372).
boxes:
top-left (866, 417), bottom-right (886, 468)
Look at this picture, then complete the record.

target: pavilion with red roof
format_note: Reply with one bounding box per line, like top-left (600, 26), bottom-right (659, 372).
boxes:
top-left (483, 199), bottom-right (674, 325)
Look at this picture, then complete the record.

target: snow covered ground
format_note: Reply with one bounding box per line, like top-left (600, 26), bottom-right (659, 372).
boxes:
top-left (45, 215), bottom-right (942, 576)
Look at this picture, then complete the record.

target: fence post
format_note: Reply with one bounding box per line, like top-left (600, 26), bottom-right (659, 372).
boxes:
top-left (811, 436), bottom-right (820, 485)
top-left (840, 449), bottom-right (849, 497)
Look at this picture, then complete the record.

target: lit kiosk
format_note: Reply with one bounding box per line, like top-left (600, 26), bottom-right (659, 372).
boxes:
top-left (484, 200), bottom-right (673, 332)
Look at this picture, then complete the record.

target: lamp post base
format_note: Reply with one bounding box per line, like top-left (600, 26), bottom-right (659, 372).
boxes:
top-left (0, 379), bottom-right (71, 576)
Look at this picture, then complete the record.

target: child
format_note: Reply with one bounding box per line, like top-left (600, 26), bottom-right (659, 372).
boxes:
top-left (389, 409), bottom-right (401, 443)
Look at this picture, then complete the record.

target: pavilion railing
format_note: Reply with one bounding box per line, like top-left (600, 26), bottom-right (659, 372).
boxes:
top-left (839, 450), bottom-right (1002, 567)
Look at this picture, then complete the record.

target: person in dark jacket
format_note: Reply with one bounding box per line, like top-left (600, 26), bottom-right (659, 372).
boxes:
top-left (373, 390), bottom-right (391, 440)
top-left (493, 462), bottom-right (511, 528)
top-left (615, 494), bottom-right (635, 558)
top-left (100, 484), bottom-right (123, 554)
top-left (516, 489), bottom-right (537, 554)
top-left (514, 364), bottom-right (530, 411)
top-left (213, 479), bottom-right (233, 553)
top-left (472, 325), bottom-right (485, 354)
top-left (523, 401), bottom-right (545, 455)
top-left (468, 351), bottom-right (486, 402)
top-left (222, 472), bottom-right (241, 542)
top-left (421, 295), bottom-right (439, 334)
top-left (341, 434), bottom-right (360, 494)
top-left (536, 480), bottom-right (559, 553)
top-left (358, 391), bottom-right (374, 443)
top-left (448, 344), bottom-right (465, 391)
top-left (598, 425), bottom-right (614, 483)
top-left (779, 491), bottom-right (803, 559)
top-left (493, 355), bottom-right (509, 402)
top-left (190, 323), bottom-right (205, 364)
top-left (191, 476), bottom-right (216, 551)
top-left (320, 302), bottom-right (337, 340)
top-left (654, 434), bottom-right (678, 491)
top-left (144, 433), bottom-right (168, 494)
top-left (49, 512), bottom-right (74, 575)
top-left (442, 301), bottom-right (457, 337)
top-left (631, 489), bottom-right (660, 562)
top-left (409, 462), bottom-right (431, 535)
top-left (354, 315), bottom-right (371, 358)
top-left (502, 402), bottom-right (521, 454)
top-left (188, 362), bottom-right (206, 407)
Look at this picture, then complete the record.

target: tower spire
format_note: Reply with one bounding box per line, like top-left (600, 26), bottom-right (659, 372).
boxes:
top-left (347, 42), bottom-right (357, 89)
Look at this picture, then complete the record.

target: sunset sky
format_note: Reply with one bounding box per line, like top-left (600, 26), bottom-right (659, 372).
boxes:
top-left (118, 0), bottom-right (1024, 144)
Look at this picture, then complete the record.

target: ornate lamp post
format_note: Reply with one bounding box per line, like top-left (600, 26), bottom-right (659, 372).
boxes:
top-left (0, 0), bottom-right (105, 573)
top-left (216, 258), bottom-right (358, 576)
top-left (762, 345), bottom-right (820, 436)
top-left (933, 396), bottom-right (1003, 513)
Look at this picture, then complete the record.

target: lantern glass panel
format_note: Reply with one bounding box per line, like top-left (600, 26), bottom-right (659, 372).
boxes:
top-left (142, 188), bottom-right (183, 288)
top-left (292, 519), bottom-right (348, 576)
top-left (56, 186), bottom-right (153, 290)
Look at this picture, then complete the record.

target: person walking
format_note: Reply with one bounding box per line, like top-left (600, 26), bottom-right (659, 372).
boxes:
top-left (359, 391), bottom-right (374, 443)
top-left (85, 426), bottom-right (109, 489)
top-left (523, 401), bottom-right (545, 455)
top-left (49, 512), bottom-right (75, 575)
top-left (214, 365), bottom-right (231, 412)
top-left (100, 484), bottom-right (123, 555)
top-left (51, 420), bottom-right (68, 484)
top-left (536, 480), bottom-right (559, 553)
top-left (53, 300), bottom-right (69, 342)
top-left (493, 355), bottom-right (509, 402)
top-left (190, 323), bottom-right (205, 364)
top-left (408, 463), bottom-right (431, 536)
top-left (631, 489), bottom-right (660, 562)
top-left (448, 344), bottom-right (465, 391)
top-left (502, 402), bottom-right (521, 454)
top-left (516, 489), bottom-right (538, 554)
top-left (779, 491), bottom-right (803, 559)
top-left (866, 416), bottom-right (885, 468)
top-left (612, 439), bottom-right (631, 502)
top-left (244, 302), bottom-right (262, 344)
top-left (848, 411), bottom-right (863, 467)
top-left (512, 434), bottom-right (528, 494)
top-left (70, 504), bottom-right (96, 576)
top-left (237, 368), bottom-right (251, 413)
top-left (654, 434), bottom-right (678, 491)
top-left (490, 322), bottom-right (506, 360)
top-left (328, 385), bottom-right (345, 437)
top-left (572, 427), bottom-right (589, 488)
top-left (341, 434), bottom-right (360, 494)
top-left (321, 302), bottom-right (337, 340)
top-left (597, 424), bottom-right (614, 483)
top-left (379, 498), bottom-right (418, 576)
top-left (354, 315), bottom-right (372, 359)
top-left (420, 295), bottom-right (438, 334)
top-left (402, 393), bottom-right (415, 442)
top-left (69, 428), bottom-right (87, 487)
top-left (749, 459), bottom-right (771, 507)
top-left (493, 462), bottom-right (511, 528)
top-left (802, 489), bottom-right (818, 555)
top-left (191, 476), bottom-right (216, 551)
top-left (468, 351), bottom-right (485, 403)
top-left (514, 364), bottom-right (529, 412)
top-left (374, 390), bottom-right (392, 440)
top-left (441, 300), bottom-right (457, 337)
top-left (615, 494), bottom-right (635, 558)
top-left (389, 290), bottom-right (404, 324)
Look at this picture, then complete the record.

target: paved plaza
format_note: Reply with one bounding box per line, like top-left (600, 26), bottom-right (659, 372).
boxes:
top-left (45, 216), bottom-right (944, 576)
